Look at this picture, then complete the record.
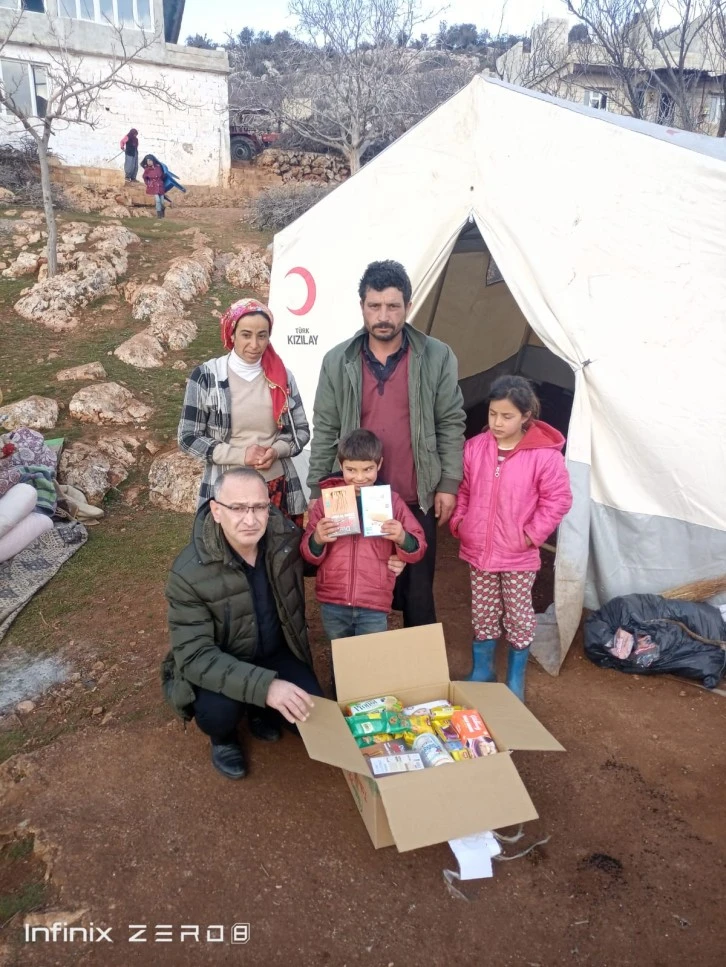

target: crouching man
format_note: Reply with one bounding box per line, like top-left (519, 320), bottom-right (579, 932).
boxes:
top-left (161, 467), bottom-right (323, 779)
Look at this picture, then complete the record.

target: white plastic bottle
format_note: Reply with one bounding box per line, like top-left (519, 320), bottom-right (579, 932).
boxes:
top-left (413, 733), bottom-right (455, 768)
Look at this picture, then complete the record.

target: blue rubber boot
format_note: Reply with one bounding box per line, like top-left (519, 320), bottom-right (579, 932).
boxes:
top-left (506, 646), bottom-right (530, 702)
top-left (464, 639), bottom-right (498, 682)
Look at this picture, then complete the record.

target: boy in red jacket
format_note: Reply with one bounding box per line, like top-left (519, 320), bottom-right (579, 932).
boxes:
top-left (302, 429), bottom-right (426, 645)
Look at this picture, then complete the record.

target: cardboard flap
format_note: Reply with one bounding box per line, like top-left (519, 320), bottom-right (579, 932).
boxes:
top-left (333, 624), bottom-right (450, 703)
top-left (297, 698), bottom-right (369, 777)
top-left (454, 682), bottom-right (565, 752)
top-left (378, 755), bottom-right (538, 852)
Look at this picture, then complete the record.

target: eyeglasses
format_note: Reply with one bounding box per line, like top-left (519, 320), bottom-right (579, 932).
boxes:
top-left (214, 501), bottom-right (271, 518)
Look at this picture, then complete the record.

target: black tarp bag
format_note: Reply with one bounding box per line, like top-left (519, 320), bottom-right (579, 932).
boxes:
top-left (584, 593), bottom-right (726, 688)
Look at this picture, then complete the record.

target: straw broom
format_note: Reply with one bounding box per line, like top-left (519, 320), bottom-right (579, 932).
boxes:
top-left (539, 548), bottom-right (726, 603)
top-left (660, 575), bottom-right (726, 602)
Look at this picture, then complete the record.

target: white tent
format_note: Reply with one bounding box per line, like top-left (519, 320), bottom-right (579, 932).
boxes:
top-left (268, 76), bottom-right (726, 672)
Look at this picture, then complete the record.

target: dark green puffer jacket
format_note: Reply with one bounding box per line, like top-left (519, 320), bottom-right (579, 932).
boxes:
top-left (161, 503), bottom-right (311, 721)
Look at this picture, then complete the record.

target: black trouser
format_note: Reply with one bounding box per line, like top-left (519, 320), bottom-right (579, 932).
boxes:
top-left (392, 505), bottom-right (438, 628)
top-left (193, 647), bottom-right (323, 740)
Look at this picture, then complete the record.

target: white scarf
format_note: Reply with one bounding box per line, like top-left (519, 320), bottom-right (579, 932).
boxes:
top-left (228, 351), bottom-right (263, 382)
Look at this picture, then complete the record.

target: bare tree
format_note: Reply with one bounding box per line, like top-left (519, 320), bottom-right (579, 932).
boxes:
top-left (0, 11), bottom-right (185, 276)
top-left (495, 18), bottom-right (574, 94)
top-left (706, 0), bottom-right (726, 133)
top-left (230, 0), bottom-right (452, 173)
top-left (563, 0), bottom-right (717, 131)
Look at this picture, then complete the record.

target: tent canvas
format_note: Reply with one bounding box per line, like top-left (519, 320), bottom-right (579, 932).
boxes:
top-left (268, 75), bottom-right (726, 672)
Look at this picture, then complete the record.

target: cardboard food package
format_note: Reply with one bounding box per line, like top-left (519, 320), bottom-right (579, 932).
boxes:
top-left (298, 624), bottom-right (565, 852)
top-left (359, 484), bottom-right (393, 537)
top-left (322, 484), bottom-right (360, 536)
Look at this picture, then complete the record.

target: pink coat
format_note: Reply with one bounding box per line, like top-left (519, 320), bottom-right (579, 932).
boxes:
top-left (450, 421), bottom-right (572, 572)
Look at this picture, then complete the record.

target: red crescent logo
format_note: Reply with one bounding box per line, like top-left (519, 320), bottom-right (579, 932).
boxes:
top-left (286, 267), bottom-right (316, 316)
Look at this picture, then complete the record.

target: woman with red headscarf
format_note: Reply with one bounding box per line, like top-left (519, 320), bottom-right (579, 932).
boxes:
top-left (178, 298), bottom-right (310, 524)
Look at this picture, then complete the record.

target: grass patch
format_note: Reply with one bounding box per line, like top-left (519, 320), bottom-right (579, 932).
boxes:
top-left (0, 835), bottom-right (50, 929)
top-left (0, 881), bottom-right (48, 926)
top-left (8, 837), bottom-right (34, 861)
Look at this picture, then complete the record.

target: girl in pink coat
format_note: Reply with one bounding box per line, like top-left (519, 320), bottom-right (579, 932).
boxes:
top-left (450, 376), bottom-right (572, 702)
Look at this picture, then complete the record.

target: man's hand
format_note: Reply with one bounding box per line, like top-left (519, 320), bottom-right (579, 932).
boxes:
top-left (434, 492), bottom-right (456, 527)
top-left (244, 444), bottom-right (268, 467)
top-left (380, 519), bottom-right (405, 545)
top-left (266, 680), bottom-right (315, 724)
top-left (387, 555), bottom-right (406, 577)
top-left (254, 447), bottom-right (277, 472)
top-left (314, 518), bottom-right (339, 544)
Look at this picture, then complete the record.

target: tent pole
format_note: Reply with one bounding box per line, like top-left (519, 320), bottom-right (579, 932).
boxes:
top-left (422, 259), bottom-right (451, 335)
top-left (512, 322), bottom-right (533, 376)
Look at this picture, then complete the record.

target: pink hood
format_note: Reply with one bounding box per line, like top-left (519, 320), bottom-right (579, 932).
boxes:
top-left (449, 421), bottom-right (572, 572)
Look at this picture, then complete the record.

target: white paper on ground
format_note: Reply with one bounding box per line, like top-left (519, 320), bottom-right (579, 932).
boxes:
top-left (447, 830), bottom-right (502, 880)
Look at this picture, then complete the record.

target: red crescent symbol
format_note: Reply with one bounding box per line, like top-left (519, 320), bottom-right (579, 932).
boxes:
top-left (286, 267), bottom-right (316, 316)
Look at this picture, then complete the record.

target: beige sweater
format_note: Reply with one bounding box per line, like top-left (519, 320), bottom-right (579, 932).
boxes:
top-left (211, 370), bottom-right (291, 481)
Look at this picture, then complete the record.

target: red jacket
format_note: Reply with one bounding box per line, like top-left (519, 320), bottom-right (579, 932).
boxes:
top-left (143, 163), bottom-right (164, 195)
top-left (301, 477), bottom-right (426, 612)
top-left (450, 421), bottom-right (572, 572)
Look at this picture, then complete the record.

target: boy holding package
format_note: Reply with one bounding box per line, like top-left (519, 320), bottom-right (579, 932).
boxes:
top-left (302, 429), bottom-right (426, 641)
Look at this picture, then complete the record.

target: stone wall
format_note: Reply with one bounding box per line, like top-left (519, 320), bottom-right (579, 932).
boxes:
top-left (258, 149), bottom-right (350, 184)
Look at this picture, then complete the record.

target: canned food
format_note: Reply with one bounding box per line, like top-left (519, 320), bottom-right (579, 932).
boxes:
top-left (412, 732), bottom-right (455, 768)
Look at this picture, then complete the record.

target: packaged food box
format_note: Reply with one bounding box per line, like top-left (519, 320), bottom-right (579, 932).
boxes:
top-left (368, 753), bottom-right (425, 777)
top-left (298, 624), bottom-right (564, 852)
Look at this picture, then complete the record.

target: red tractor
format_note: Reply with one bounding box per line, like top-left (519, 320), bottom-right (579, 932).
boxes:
top-left (229, 112), bottom-right (280, 163)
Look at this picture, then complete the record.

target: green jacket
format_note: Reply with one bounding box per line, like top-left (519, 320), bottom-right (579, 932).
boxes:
top-left (161, 503), bottom-right (311, 721)
top-left (308, 324), bottom-right (465, 510)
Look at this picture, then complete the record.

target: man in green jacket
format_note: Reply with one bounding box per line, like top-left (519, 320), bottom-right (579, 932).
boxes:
top-left (162, 467), bottom-right (322, 780)
top-left (308, 260), bottom-right (465, 627)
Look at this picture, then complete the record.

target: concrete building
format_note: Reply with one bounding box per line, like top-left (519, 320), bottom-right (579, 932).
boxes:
top-left (498, 17), bottom-right (726, 136)
top-left (0, 0), bottom-right (231, 185)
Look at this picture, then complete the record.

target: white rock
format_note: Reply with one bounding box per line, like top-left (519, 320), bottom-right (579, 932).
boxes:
top-left (2, 251), bottom-right (40, 278)
top-left (16, 700), bottom-right (36, 714)
top-left (149, 451), bottom-right (203, 514)
top-left (0, 395), bottom-right (59, 430)
top-left (69, 382), bottom-right (153, 425)
top-left (172, 360), bottom-right (188, 371)
top-left (148, 311), bottom-right (198, 350)
top-left (163, 247), bottom-right (214, 302)
top-left (114, 330), bottom-right (166, 369)
top-left (56, 361), bottom-right (107, 382)
top-left (0, 187), bottom-right (15, 203)
top-left (225, 246), bottom-right (271, 291)
top-left (58, 436), bottom-right (139, 503)
top-left (131, 284), bottom-right (184, 322)
top-left (14, 263), bottom-right (116, 331)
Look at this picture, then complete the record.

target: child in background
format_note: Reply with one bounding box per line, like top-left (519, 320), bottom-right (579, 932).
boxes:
top-left (302, 429), bottom-right (426, 645)
top-left (449, 376), bottom-right (572, 702)
top-left (141, 154), bottom-right (165, 218)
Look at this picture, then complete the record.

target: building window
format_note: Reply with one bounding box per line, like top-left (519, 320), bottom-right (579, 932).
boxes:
top-left (0, 0), bottom-right (46, 10)
top-left (634, 87), bottom-right (648, 114)
top-left (657, 91), bottom-right (675, 124)
top-left (0, 59), bottom-right (48, 118)
top-left (583, 90), bottom-right (608, 110)
top-left (708, 93), bottom-right (725, 124)
top-left (59, 0), bottom-right (153, 29)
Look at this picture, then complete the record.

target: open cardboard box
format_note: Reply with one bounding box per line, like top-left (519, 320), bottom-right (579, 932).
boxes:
top-left (299, 624), bottom-right (565, 852)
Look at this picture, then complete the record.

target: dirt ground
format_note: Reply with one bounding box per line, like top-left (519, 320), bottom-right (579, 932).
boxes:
top-left (1, 199), bottom-right (725, 966)
top-left (1, 523), bottom-right (725, 967)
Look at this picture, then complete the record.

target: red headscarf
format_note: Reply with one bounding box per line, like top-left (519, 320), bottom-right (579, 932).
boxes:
top-left (220, 298), bottom-right (289, 426)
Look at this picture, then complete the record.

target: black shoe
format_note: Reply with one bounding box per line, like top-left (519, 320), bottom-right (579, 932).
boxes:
top-left (249, 710), bottom-right (282, 742)
top-left (210, 739), bottom-right (247, 779)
